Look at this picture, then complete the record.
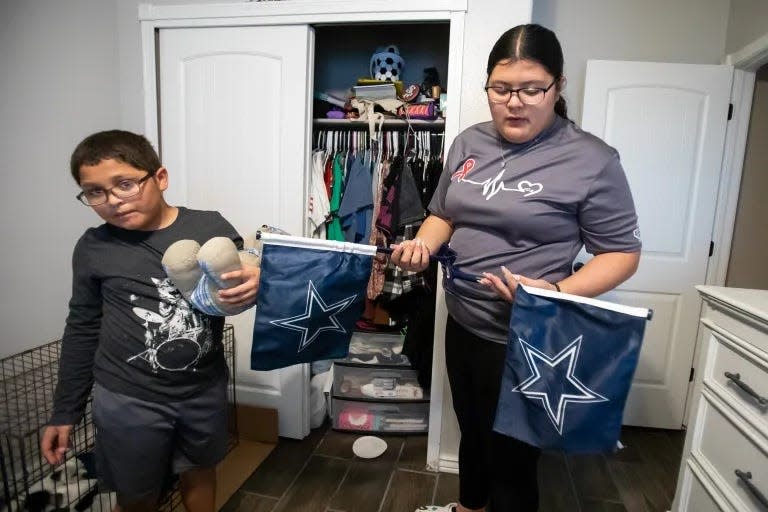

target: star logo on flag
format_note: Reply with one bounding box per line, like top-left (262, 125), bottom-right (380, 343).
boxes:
top-left (270, 280), bottom-right (356, 353)
top-left (513, 335), bottom-right (608, 434)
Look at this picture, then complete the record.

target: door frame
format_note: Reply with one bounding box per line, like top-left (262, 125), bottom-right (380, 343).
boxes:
top-left (707, 32), bottom-right (768, 287)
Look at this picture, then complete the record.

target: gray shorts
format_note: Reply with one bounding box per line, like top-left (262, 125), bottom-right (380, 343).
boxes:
top-left (92, 379), bottom-right (228, 503)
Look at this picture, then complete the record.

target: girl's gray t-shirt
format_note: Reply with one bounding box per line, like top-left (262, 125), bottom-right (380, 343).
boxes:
top-left (429, 116), bottom-right (641, 343)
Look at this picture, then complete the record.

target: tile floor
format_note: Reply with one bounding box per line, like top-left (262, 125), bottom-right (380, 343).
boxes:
top-left (221, 422), bottom-right (685, 512)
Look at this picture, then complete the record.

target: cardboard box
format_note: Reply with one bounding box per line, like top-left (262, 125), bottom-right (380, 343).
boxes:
top-left (235, 405), bottom-right (279, 443)
top-left (213, 405), bottom-right (279, 510)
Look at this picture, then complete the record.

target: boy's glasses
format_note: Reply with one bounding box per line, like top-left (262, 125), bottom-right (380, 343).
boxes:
top-left (76, 172), bottom-right (154, 206)
top-left (485, 79), bottom-right (557, 105)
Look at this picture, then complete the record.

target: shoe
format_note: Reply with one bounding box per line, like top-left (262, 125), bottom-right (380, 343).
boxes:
top-left (415, 505), bottom-right (457, 512)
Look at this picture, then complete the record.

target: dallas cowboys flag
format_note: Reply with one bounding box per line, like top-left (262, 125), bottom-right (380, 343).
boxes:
top-left (250, 234), bottom-right (377, 371)
top-left (494, 285), bottom-right (650, 453)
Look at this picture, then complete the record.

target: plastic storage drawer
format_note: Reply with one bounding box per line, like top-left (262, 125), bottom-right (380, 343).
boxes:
top-left (341, 331), bottom-right (410, 366)
top-left (332, 362), bottom-right (429, 401)
top-left (331, 397), bottom-right (429, 433)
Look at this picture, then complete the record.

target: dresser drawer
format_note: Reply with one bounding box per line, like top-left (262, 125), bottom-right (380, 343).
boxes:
top-left (702, 302), bottom-right (768, 355)
top-left (332, 363), bottom-right (429, 401)
top-left (676, 462), bottom-right (728, 511)
top-left (692, 391), bottom-right (768, 511)
top-left (704, 328), bottom-right (768, 433)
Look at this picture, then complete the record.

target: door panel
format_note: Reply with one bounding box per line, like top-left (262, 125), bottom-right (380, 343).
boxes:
top-left (582, 60), bottom-right (732, 428)
top-left (158, 25), bottom-right (313, 438)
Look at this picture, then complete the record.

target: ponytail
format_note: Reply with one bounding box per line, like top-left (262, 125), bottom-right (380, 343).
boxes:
top-left (555, 96), bottom-right (568, 119)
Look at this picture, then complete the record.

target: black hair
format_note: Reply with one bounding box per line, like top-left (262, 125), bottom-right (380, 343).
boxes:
top-left (70, 130), bottom-right (161, 184)
top-left (486, 24), bottom-right (568, 119)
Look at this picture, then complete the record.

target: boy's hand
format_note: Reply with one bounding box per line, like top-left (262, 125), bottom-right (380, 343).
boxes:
top-left (218, 263), bottom-right (260, 307)
top-left (41, 424), bottom-right (73, 465)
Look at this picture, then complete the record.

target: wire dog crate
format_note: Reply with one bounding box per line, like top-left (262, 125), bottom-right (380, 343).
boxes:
top-left (0, 325), bottom-right (237, 512)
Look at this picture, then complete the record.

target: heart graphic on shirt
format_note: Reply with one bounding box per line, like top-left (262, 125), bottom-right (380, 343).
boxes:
top-left (517, 180), bottom-right (543, 197)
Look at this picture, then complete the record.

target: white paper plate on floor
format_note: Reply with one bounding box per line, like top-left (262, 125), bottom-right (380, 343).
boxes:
top-left (352, 436), bottom-right (388, 459)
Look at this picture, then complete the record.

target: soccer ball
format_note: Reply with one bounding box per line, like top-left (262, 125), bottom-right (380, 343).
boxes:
top-left (370, 45), bottom-right (405, 82)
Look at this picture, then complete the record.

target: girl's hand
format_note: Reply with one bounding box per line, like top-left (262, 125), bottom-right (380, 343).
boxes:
top-left (479, 266), bottom-right (558, 303)
top-left (389, 238), bottom-right (431, 272)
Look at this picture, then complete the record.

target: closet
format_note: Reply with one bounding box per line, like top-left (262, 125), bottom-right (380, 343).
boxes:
top-left (140, 0), bottom-right (532, 472)
top-left (311, 23), bottom-right (449, 433)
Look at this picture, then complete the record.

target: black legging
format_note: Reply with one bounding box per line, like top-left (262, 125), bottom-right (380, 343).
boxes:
top-left (445, 315), bottom-right (540, 511)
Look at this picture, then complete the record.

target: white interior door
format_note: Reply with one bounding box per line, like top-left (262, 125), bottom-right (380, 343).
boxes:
top-left (581, 60), bottom-right (732, 429)
top-left (158, 25), bottom-right (313, 439)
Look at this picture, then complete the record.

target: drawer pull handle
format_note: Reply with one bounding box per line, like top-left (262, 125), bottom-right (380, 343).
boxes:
top-left (735, 469), bottom-right (768, 508)
top-left (724, 372), bottom-right (768, 406)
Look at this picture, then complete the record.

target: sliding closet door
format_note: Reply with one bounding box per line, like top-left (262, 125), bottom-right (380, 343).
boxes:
top-left (158, 24), bottom-right (313, 439)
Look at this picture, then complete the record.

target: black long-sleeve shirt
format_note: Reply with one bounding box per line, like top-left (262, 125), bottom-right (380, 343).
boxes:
top-left (50, 207), bottom-right (241, 425)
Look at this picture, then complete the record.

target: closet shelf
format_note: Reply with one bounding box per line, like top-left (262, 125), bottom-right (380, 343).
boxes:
top-left (313, 118), bottom-right (445, 130)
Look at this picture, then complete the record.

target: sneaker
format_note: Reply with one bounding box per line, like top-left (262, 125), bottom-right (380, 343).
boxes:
top-left (415, 505), bottom-right (457, 512)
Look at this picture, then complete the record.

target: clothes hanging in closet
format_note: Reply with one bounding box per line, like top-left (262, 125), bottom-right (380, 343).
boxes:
top-left (308, 125), bottom-right (445, 388)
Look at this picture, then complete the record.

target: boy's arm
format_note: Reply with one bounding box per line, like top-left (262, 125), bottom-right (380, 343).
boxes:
top-left (49, 240), bottom-right (102, 426)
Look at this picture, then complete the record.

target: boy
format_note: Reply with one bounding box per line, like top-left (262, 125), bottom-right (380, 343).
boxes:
top-left (41, 130), bottom-right (259, 512)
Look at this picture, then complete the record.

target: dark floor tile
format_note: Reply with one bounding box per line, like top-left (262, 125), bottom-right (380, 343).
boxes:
top-left (538, 451), bottom-right (580, 512)
top-left (220, 491), bottom-right (278, 512)
top-left (233, 421), bottom-right (684, 512)
top-left (397, 434), bottom-right (428, 470)
top-left (272, 455), bottom-right (349, 512)
top-left (329, 459), bottom-right (396, 512)
top-left (619, 428), bottom-right (680, 500)
top-left (568, 454), bottom-right (622, 502)
top-left (379, 469), bottom-right (436, 512)
top-left (664, 429), bottom-right (686, 477)
top-left (579, 498), bottom-right (628, 512)
top-left (240, 426), bottom-right (328, 497)
top-left (315, 429), bottom-right (358, 459)
top-left (326, 433), bottom-right (405, 512)
top-left (434, 472), bottom-right (460, 505)
top-left (606, 458), bottom-right (670, 512)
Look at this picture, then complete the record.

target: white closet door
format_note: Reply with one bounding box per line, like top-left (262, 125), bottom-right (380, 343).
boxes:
top-left (582, 60), bottom-right (733, 429)
top-left (158, 25), bottom-right (313, 439)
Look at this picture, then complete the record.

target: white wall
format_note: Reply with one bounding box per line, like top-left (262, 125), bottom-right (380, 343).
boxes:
top-left (0, 0), bottom-right (120, 357)
top-left (726, 0), bottom-right (768, 54)
top-left (532, 0), bottom-right (730, 123)
top-left (458, 0), bottom-right (533, 128)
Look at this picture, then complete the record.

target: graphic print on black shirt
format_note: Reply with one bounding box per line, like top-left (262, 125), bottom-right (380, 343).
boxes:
top-left (127, 276), bottom-right (214, 372)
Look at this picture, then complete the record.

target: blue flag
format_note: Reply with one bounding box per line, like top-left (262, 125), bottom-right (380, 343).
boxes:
top-left (250, 234), bottom-right (376, 371)
top-left (494, 285), bottom-right (650, 453)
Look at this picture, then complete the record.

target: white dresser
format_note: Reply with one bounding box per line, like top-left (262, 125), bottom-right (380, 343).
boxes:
top-left (672, 286), bottom-right (768, 511)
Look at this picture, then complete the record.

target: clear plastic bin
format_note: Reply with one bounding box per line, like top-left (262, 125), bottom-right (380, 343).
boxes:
top-left (332, 363), bottom-right (429, 401)
top-left (340, 331), bottom-right (410, 366)
top-left (331, 397), bottom-right (429, 433)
